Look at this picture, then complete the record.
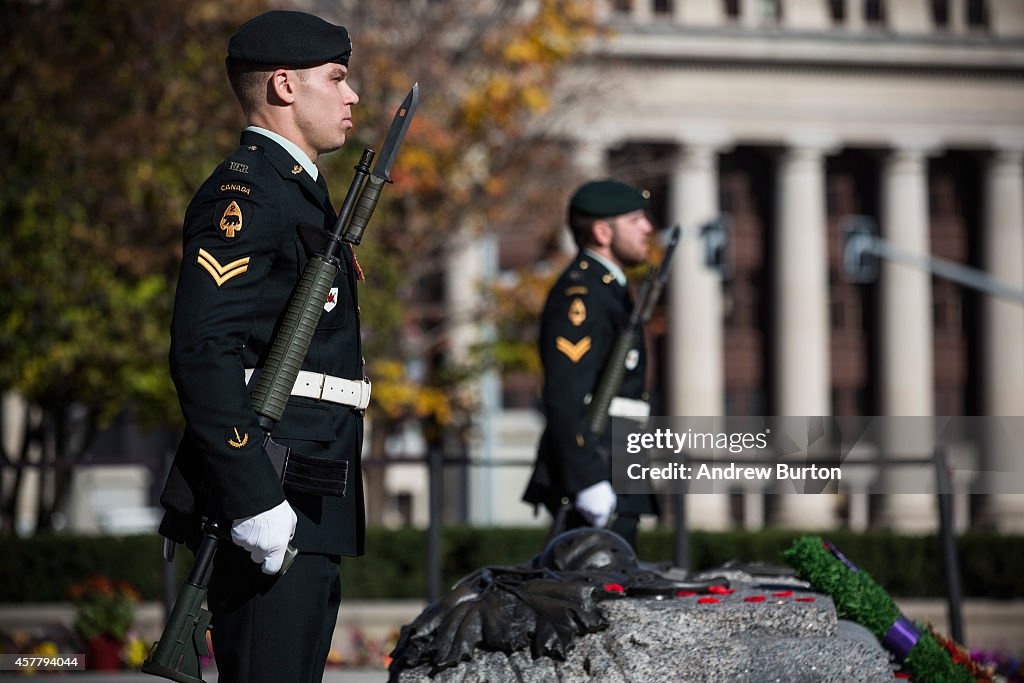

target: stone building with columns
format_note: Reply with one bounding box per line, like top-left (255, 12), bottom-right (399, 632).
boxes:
top-left (458, 0), bottom-right (1024, 534)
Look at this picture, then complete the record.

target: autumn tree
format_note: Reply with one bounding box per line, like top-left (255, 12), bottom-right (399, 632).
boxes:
top-left (0, 0), bottom-right (269, 533)
top-left (0, 0), bottom-right (601, 531)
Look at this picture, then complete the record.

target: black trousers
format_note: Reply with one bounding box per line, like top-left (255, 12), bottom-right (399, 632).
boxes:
top-left (207, 546), bottom-right (341, 683)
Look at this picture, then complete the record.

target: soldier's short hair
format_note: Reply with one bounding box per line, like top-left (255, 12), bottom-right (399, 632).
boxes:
top-left (226, 59), bottom-right (272, 116)
top-left (567, 207), bottom-right (601, 249)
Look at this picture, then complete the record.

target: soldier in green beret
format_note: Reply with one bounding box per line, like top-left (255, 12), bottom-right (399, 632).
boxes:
top-left (156, 10), bottom-right (365, 682)
top-left (523, 179), bottom-right (659, 550)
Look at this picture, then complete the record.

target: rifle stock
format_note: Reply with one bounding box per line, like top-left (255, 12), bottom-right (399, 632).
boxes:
top-left (140, 532), bottom-right (217, 683)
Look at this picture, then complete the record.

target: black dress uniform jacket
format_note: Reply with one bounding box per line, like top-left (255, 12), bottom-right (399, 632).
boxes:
top-left (160, 130), bottom-right (365, 557)
top-left (523, 253), bottom-right (656, 518)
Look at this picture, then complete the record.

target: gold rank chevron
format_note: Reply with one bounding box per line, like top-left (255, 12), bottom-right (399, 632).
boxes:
top-left (556, 335), bottom-right (591, 363)
top-left (197, 248), bottom-right (250, 286)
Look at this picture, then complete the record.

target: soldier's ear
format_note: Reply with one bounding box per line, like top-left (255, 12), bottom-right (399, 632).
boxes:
top-left (268, 68), bottom-right (298, 105)
top-left (592, 219), bottom-right (614, 248)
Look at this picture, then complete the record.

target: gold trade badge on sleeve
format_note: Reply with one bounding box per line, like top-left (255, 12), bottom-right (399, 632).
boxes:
top-left (196, 248), bottom-right (250, 286)
top-left (227, 427), bottom-right (249, 449)
top-left (219, 201), bottom-right (244, 238)
top-left (555, 336), bottom-right (591, 363)
top-left (292, 165), bottom-right (303, 175)
top-left (568, 298), bottom-right (587, 326)
top-left (602, 273), bottom-right (615, 284)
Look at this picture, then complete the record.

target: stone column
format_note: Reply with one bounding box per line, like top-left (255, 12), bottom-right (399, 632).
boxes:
top-left (845, 0), bottom-right (865, 31)
top-left (978, 147), bottom-right (1024, 532)
top-left (772, 138), bottom-right (838, 529)
top-left (876, 145), bottom-right (937, 531)
top-left (783, 0), bottom-right (830, 30)
top-left (445, 226), bottom-right (496, 525)
top-left (667, 139), bottom-right (730, 530)
top-left (574, 138), bottom-right (609, 179)
top-left (990, 0), bottom-right (1024, 37)
top-left (739, 0), bottom-right (760, 28)
top-left (888, 0), bottom-right (930, 33)
top-left (632, 0), bottom-right (652, 24)
top-left (949, 0), bottom-right (967, 34)
top-left (678, 0), bottom-right (723, 25)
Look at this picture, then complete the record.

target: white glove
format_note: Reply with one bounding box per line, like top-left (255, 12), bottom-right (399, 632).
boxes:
top-left (574, 481), bottom-right (617, 528)
top-left (231, 500), bottom-right (297, 575)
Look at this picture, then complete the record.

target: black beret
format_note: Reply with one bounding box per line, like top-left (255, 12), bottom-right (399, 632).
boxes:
top-left (228, 10), bottom-right (352, 67)
top-left (569, 179), bottom-right (650, 218)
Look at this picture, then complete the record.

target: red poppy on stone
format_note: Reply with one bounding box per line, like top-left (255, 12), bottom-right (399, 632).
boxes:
top-left (698, 597), bottom-right (720, 604)
top-left (795, 597), bottom-right (816, 602)
top-left (772, 590), bottom-right (794, 597)
top-left (675, 591), bottom-right (696, 597)
top-left (603, 583), bottom-right (624, 594)
top-left (708, 585), bottom-right (736, 595)
top-left (744, 595), bottom-right (766, 603)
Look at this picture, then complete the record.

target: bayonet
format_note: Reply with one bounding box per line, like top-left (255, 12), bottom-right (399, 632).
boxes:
top-left (344, 82), bottom-right (420, 244)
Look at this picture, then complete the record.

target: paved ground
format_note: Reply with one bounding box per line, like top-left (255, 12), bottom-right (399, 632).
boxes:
top-left (0, 668), bottom-right (388, 682)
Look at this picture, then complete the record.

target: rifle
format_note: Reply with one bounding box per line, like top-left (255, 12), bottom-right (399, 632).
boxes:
top-left (587, 223), bottom-right (681, 437)
top-left (142, 84), bottom-right (419, 683)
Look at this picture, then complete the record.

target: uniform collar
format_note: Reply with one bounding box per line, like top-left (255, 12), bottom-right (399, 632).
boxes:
top-left (583, 249), bottom-right (627, 287)
top-left (244, 126), bottom-right (319, 180)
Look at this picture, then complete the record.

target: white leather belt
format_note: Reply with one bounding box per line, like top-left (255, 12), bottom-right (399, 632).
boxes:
top-left (608, 397), bottom-right (651, 420)
top-left (244, 368), bottom-right (371, 410)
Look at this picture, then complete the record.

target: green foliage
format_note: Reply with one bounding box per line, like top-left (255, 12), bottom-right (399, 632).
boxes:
top-left (783, 536), bottom-right (901, 634)
top-left (0, 534), bottom-right (167, 602)
top-left (785, 535), bottom-right (975, 683)
top-left (68, 575), bottom-right (140, 642)
top-left (1, 529), bottom-right (1020, 603)
top-left (0, 0), bottom-right (269, 428)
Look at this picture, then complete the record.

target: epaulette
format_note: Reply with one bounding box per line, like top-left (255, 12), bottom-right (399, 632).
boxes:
top-left (221, 143), bottom-right (266, 177)
top-left (566, 257), bottom-right (617, 287)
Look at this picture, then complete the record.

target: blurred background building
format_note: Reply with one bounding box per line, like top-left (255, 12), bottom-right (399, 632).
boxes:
top-left (3, 0), bottom-right (1022, 538)
top-left (455, 0), bottom-right (1024, 534)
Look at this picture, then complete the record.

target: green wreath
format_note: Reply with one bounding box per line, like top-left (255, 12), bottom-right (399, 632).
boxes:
top-left (783, 536), bottom-right (990, 682)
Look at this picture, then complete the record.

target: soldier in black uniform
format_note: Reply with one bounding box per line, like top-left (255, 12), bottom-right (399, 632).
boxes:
top-left (523, 180), bottom-right (658, 550)
top-left (156, 11), bottom-right (366, 683)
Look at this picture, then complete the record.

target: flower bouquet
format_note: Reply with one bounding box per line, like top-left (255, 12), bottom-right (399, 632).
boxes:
top-left (68, 575), bottom-right (140, 670)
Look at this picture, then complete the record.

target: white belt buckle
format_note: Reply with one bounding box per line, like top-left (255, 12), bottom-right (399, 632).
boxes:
top-left (356, 377), bottom-right (371, 412)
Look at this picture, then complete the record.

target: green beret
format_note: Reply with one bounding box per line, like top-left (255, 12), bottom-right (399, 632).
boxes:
top-left (228, 10), bottom-right (352, 67)
top-left (569, 179), bottom-right (650, 218)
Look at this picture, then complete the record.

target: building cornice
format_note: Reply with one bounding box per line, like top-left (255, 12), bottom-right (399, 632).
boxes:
top-left (596, 24), bottom-right (1024, 74)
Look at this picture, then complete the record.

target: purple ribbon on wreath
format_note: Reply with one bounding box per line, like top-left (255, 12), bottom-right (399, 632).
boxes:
top-left (881, 616), bottom-right (921, 661)
top-left (823, 540), bottom-right (859, 572)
